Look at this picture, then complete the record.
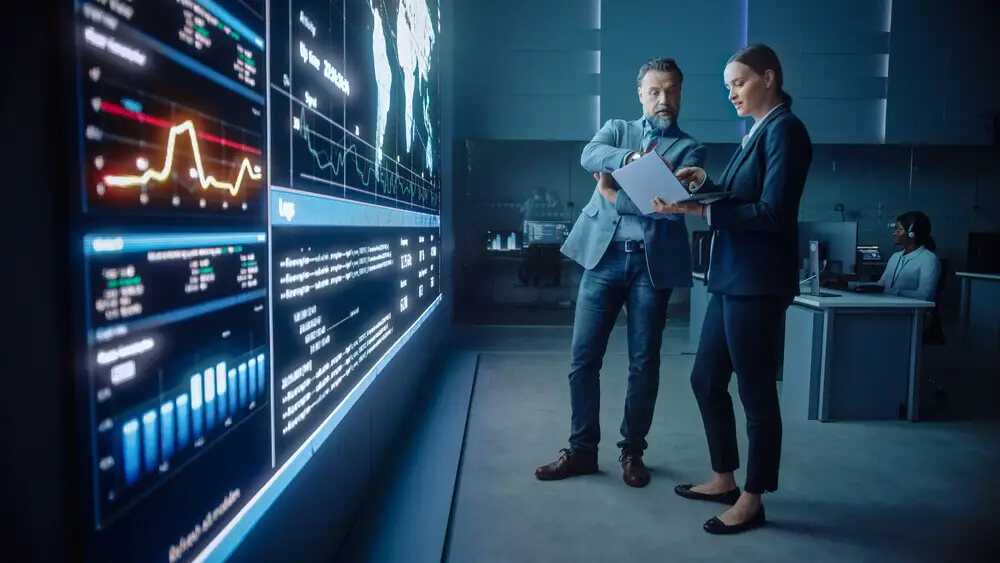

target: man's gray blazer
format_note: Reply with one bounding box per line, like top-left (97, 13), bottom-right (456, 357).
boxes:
top-left (561, 117), bottom-right (707, 289)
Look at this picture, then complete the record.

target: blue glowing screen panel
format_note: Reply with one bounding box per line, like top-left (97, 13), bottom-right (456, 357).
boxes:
top-left (69, 1), bottom-right (442, 561)
top-left (486, 230), bottom-right (520, 252)
top-left (523, 220), bottom-right (570, 246)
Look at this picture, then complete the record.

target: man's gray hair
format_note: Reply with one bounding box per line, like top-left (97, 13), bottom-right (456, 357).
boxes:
top-left (636, 57), bottom-right (684, 87)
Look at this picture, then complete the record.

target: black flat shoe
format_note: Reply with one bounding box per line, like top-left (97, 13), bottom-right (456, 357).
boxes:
top-left (703, 505), bottom-right (766, 535)
top-left (674, 484), bottom-right (741, 505)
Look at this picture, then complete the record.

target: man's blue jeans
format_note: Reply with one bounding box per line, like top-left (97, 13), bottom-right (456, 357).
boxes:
top-left (568, 244), bottom-right (672, 454)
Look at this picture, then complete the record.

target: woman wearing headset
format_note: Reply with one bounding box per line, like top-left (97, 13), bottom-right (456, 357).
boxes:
top-left (871, 211), bottom-right (942, 301)
top-left (651, 44), bottom-right (812, 535)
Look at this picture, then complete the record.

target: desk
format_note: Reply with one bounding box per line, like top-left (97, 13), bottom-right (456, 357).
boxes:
top-left (956, 272), bottom-right (1000, 351)
top-left (483, 253), bottom-right (575, 307)
top-left (782, 290), bottom-right (933, 422)
top-left (687, 275), bottom-right (933, 422)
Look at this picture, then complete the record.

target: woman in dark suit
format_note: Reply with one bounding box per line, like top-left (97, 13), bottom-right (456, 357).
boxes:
top-left (652, 44), bottom-right (812, 535)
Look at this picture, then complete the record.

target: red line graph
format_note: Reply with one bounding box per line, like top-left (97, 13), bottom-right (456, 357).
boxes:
top-left (99, 101), bottom-right (262, 156)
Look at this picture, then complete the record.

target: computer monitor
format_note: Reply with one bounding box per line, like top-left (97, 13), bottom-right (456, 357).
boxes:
top-left (798, 221), bottom-right (859, 277)
top-left (523, 220), bottom-right (571, 247)
top-left (486, 230), bottom-right (520, 252)
top-left (857, 245), bottom-right (883, 262)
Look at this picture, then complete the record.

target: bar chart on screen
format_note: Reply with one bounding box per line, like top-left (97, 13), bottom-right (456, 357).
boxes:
top-left (84, 233), bottom-right (270, 527)
top-left (116, 350), bottom-right (267, 489)
top-left (95, 339), bottom-right (270, 525)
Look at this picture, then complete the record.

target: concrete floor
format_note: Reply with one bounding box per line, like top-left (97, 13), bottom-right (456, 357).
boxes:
top-left (445, 323), bottom-right (1000, 563)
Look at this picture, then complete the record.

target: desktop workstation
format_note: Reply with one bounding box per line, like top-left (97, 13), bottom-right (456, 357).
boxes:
top-left (797, 220), bottom-right (862, 281)
top-left (688, 221), bottom-right (934, 422)
top-left (479, 221), bottom-right (574, 307)
top-left (521, 220), bottom-right (572, 292)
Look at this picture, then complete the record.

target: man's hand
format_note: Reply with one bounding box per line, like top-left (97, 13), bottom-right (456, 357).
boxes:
top-left (594, 172), bottom-right (617, 203)
top-left (675, 167), bottom-right (707, 191)
top-left (652, 197), bottom-right (703, 216)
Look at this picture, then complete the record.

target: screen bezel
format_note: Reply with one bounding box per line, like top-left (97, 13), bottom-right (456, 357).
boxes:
top-left (62, 0), bottom-right (99, 555)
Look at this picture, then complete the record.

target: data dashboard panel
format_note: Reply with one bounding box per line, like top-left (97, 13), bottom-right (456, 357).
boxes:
top-left (78, 0), bottom-right (267, 217)
top-left (268, 0), bottom-right (441, 213)
top-left (84, 233), bottom-right (269, 527)
top-left (269, 192), bottom-right (440, 463)
top-left (72, 1), bottom-right (272, 561)
top-left (69, 0), bottom-right (442, 562)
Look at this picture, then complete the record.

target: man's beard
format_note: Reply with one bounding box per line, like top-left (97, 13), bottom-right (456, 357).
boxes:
top-left (645, 112), bottom-right (674, 130)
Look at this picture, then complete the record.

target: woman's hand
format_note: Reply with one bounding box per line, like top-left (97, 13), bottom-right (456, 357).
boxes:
top-left (652, 197), bottom-right (703, 216)
top-left (675, 167), bottom-right (707, 191)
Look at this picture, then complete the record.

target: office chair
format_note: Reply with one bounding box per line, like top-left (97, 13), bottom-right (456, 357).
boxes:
top-left (923, 258), bottom-right (949, 399)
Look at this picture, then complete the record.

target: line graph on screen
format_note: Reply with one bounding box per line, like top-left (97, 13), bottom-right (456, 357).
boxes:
top-left (291, 103), bottom-right (439, 210)
top-left (267, 0), bottom-right (441, 214)
top-left (101, 112), bottom-right (262, 197)
top-left (84, 76), bottom-right (266, 214)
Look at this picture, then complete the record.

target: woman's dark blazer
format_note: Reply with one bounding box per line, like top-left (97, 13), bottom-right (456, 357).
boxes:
top-left (700, 106), bottom-right (813, 298)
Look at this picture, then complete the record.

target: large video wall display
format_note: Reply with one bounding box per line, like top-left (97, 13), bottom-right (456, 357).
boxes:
top-left (69, 1), bottom-right (441, 561)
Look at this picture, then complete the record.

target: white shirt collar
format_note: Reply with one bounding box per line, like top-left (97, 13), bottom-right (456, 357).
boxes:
top-left (742, 103), bottom-right (785, 148)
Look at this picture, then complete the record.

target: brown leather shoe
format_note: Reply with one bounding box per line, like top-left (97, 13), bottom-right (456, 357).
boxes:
top-left (534, 449), bottom-right (598, 481)
top-left (620, 449), bottom-right (650, 488)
